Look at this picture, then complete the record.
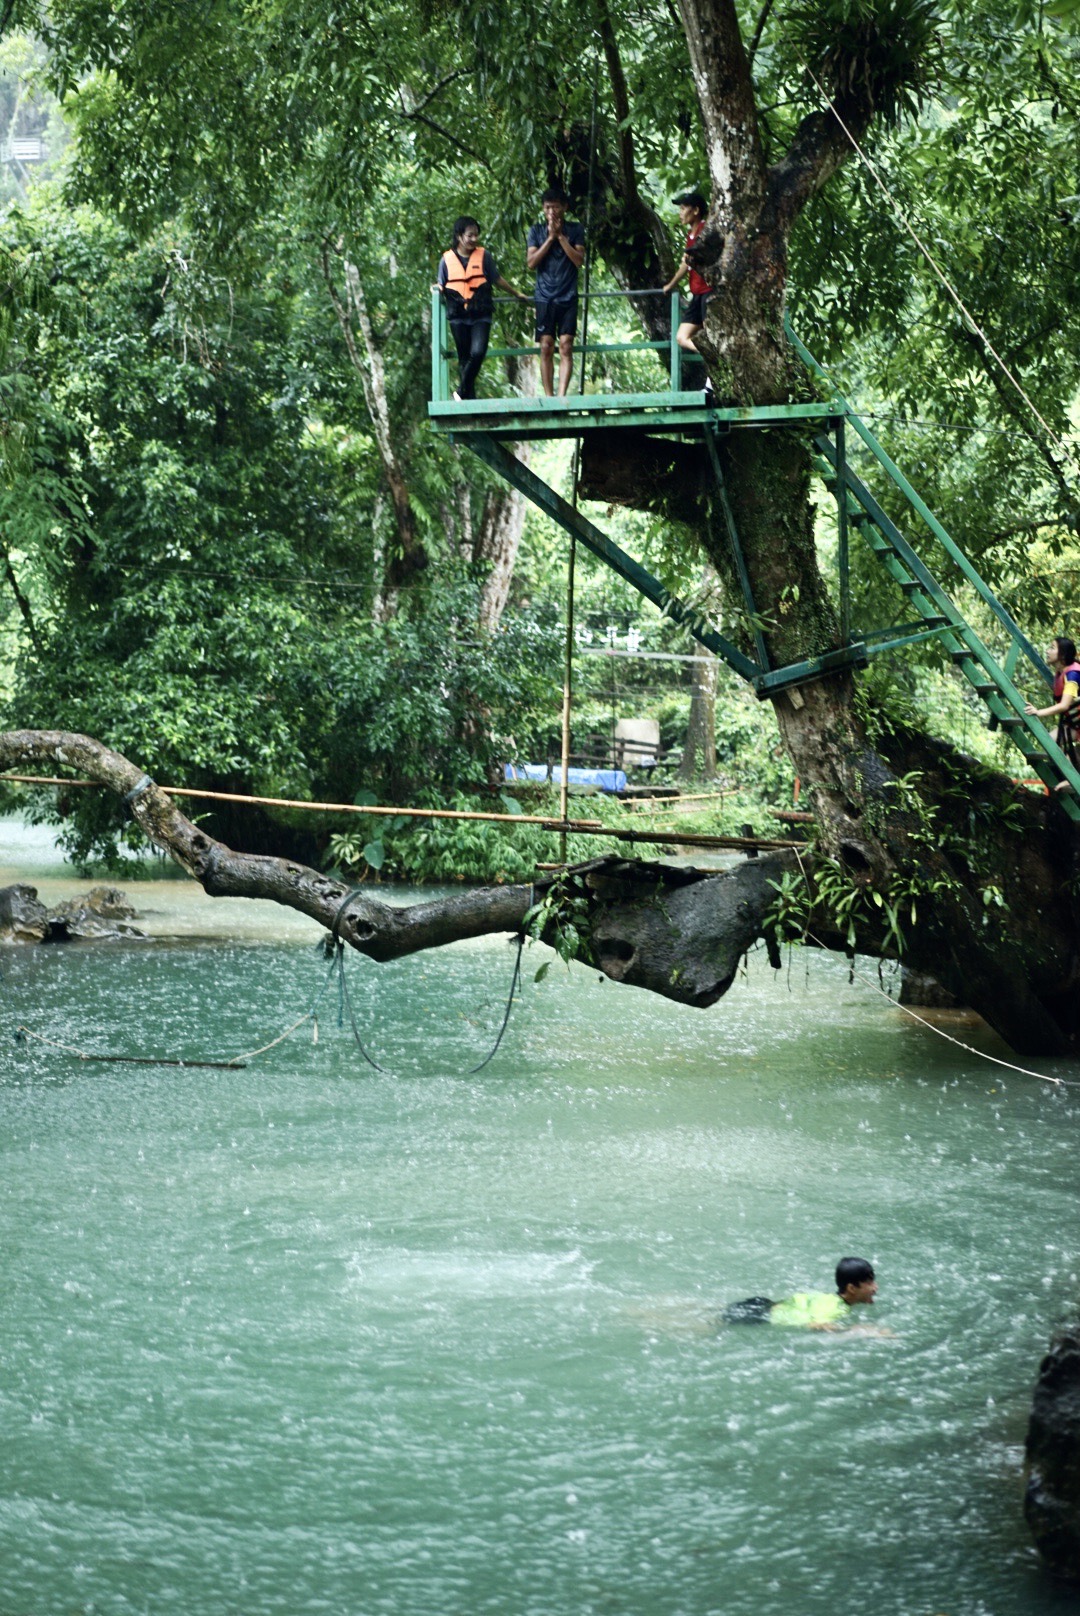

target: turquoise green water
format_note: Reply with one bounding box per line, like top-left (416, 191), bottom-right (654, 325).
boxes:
top-left (3, 822), bottom-right (1080, 1614)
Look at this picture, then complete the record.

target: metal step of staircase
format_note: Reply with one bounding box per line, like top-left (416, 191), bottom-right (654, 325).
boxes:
top-left (808, 413), bottom-right (1080, 820)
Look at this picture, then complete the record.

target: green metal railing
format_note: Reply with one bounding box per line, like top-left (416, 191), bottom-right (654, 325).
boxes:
top-left (784, 318), bottom-right (1049, 685)
top-left (431, 297), bottom-right (1078, 806)
top-left (431, 288), bottom-right (689, 404)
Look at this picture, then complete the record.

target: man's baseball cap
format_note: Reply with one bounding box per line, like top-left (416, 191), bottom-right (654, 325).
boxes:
top-left (672, 190), bottom-right (707, 211)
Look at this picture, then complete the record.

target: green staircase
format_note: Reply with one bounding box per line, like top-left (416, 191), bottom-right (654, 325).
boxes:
top-left (427, 298), bottom-right (1078, 816)
top-left (787, 321), bottom-right (1080, 819)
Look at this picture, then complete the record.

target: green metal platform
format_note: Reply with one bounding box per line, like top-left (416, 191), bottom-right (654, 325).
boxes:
top-left (427, 291), bottom-right (1080, 816)
top-left (429, 390), bottom-right (844, 440)
top-left (428, 290), bottom-right (843, 438)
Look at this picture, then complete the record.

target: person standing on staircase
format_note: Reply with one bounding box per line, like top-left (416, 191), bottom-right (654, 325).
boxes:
top-left (662, 191), bottom-right (713, 389)
top-left (1025, 635), bottom-right (1080, 782)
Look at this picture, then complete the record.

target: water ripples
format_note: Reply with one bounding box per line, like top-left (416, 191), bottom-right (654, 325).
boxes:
top-left (2, 917), bottom-right (1078, 1613)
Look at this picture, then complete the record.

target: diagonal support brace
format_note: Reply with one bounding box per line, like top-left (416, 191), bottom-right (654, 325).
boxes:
top-left (459, 434), bottom-right (762, 683)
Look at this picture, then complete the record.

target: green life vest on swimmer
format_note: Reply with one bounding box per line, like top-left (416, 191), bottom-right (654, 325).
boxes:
top-left (768, 1291), bottom-right (848, 1328)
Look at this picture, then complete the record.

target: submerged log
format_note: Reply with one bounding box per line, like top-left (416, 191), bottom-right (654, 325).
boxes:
top-left (1025, 1324), bottom-right (1080, 1578)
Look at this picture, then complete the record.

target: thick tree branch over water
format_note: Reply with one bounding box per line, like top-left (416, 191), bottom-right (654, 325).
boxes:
top-left (4, 731), bottom-right (1080, 1056)
top-left (0, 730), bottom-right (792, 1007)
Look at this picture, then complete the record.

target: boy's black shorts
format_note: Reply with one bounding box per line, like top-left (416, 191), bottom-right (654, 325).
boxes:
top-left (535, 298), bottom-right (578, 338)
top-left (682, 291), bottom-right (709, 326)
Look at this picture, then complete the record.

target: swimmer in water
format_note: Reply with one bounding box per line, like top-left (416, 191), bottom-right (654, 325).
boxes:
top-left (723, 1257), bottom-right (880, 1331)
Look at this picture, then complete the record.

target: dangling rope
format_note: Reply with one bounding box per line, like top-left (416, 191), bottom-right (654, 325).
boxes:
top-left (327, 888), bottom-right (527, 1076)
top-left (803, 63), bottom-right (1078, 474)
top-left (559, 58), bottom-right (602, 862)
top-left (10, 893), bottom-right (528, 1078)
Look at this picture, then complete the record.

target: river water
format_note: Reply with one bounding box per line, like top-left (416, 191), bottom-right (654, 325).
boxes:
top-left (3, 818), bottom-right (1080, 1615)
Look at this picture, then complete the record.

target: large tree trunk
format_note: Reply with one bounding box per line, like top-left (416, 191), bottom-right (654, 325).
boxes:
top-left (679, 652), bottom-right (717, 781)
top-left (573, 0), bottom-right (1080, 1055)
top-left (473, 478), bottom-right (527, 632)
top-left (470, 356), bottom-right (536, 632)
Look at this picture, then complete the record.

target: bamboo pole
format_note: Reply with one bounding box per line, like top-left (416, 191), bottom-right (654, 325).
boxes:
top-left (1, 775), bottom-right (806, 852)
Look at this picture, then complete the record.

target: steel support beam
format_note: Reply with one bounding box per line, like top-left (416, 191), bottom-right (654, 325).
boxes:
top-left (460, 434), bottom-right (762, 683)
top-left (703, 428), bottom-right (770, 671)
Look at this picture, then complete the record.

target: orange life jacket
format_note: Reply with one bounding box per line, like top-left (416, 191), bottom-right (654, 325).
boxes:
top-left (441, 247), bottom-right (490, 307)
top-left (1054, 663), bottom-right (1080, 734)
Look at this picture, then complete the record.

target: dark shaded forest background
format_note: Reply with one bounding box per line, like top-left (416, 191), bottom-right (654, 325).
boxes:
top-left (1, 0), bottom-right (1079, 886)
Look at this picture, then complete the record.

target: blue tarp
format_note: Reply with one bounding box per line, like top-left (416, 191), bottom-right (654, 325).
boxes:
top-left (504, 763), bottom-right (627, 794)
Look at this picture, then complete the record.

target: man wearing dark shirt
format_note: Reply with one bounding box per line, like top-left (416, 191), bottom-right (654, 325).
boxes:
top-left (526, 188), bottom-right (586, 397)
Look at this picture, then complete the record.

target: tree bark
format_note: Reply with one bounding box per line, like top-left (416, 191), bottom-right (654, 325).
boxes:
top-left (321, 243), bottom-right (429, 589)
top-left (473, 478), bottom-right (527, 632)
top-left (679, 650), bottom-right (717, 780)
top-left (470, 355), bottom-right (535, 632)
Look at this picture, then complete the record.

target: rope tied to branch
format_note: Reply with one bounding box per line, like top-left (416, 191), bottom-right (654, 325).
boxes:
top-left (122, 774), bottom-right (155, 813)
top-left (325, 883), bottom-right (527, 1076)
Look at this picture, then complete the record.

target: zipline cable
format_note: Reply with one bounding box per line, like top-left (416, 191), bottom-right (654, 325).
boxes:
top-left (803, 62), bottom-right (1078, 473)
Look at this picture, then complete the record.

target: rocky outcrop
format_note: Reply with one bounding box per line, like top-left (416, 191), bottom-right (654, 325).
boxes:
top-left (0, 884), bottom-right (145, 943)
top-left (899, 968), bottom-right (959, 1009)
top-left (1025, 1324), bottom-right (1080, 1577)
top-left (0, 884), bottom-right (49, 943)
top-left (47, 886), bottom-right (142, 939)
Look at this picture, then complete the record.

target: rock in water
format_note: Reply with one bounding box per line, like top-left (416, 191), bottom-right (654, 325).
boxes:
top-left (0, 884), bottom-right (49, 944)
top-left (0, 883), bottom-right (144, 942)
top-left (1025, 1325), bottom-right (1080, 1577)
top-left (48, 885), bottom-right (142, 938)
top-left (899, 967), bottom-right (958, 1009)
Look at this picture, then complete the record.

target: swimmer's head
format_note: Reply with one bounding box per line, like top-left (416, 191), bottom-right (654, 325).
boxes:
top-left (836, 1256), bottom-right (877, 1304)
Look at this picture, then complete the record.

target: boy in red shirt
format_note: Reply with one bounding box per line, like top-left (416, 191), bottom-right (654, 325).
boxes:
top-left (662, 191), bottom-right (712, 373)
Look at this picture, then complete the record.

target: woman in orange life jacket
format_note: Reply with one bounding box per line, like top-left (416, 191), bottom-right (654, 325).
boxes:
top-left (434, 217), bottom-right (529, 401)
top-left (1025, 634), bottom-right (1080, 788)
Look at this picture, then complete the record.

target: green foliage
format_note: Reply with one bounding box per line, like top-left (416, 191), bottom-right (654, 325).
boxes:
top-left (523, 870), bottom-right (596, 975)
top-left (325, 790), bottom-right (623, 885)
top-left (789, 0), bottom-right (945, 125)
top-left (0, 190), bottom-right (566, 865)
top-left (3, 0), bottom-right (1077, 908)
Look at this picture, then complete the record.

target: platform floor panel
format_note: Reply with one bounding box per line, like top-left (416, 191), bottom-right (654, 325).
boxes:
top-left (428, 394), bottom-right (842, 437)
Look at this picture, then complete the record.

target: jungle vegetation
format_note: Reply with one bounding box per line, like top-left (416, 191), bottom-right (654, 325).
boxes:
top-left (2, 0), bottom-right (1080, 1052)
